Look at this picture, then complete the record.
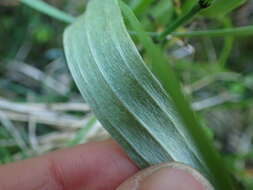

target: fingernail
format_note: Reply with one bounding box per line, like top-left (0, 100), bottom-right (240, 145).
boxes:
top-left (117, 162), bottom-right (214, 190)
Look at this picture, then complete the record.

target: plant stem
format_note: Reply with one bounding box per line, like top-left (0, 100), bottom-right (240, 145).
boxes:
top-left (20, 0), bottom-right (253, 40)
top-left (158, 0), bottom-right (213, 42)
top-left (218, 17), bottom-right (234, 69)
top-left (20, 0), bottom-right (75, 24)
top-left (130, 25), bottom-right (253, 38)
top-left (172, 25), bottom-right (253, 38)
top-left (159, 4), bottom-right (201, 41)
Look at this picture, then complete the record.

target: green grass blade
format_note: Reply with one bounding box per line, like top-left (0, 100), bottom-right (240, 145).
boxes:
top-left (202, 0), bottom-right (246, 17)
top-left (151, 0), bottom-right (174, 26)
top-left (131, 0), bottom-right (154, 15)
top-left (67, 116), bottom-right (97, 147)
top-left (63, 0), bottom-right (235, 189)
top-left (20, 0), bottom-right (75, 23)
top-left (182, 0), bottom-right (198, 13)
top-left (182, 0), bottom-right (246, 17)
top-left (218, 17), bottom-right (234, 68)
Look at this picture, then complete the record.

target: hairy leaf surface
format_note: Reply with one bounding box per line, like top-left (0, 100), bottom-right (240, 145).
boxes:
top-left (63, 0), bottom-right (234, 189)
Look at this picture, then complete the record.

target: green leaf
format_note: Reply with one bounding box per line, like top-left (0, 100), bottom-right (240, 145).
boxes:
top-left (151, 0), bottom-right (173, 26)
top-left (182, 0), bottom-right (246, 18)
top-left (131, 0), bottom-right (155, 16)
top-left (182, 0), bottom-right (198, 13)
top-left (202, 0), bottom-right (246, 17)
top-left (119, 2), bottom-right (235, 189)
top-left (63, 0), bottom-right (234, 189)
top-left (218, 17), bottom-right (234, 68)
top-left (140, 0), bottom-right (174, 28)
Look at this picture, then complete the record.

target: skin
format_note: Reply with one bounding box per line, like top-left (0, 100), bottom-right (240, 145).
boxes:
top-left (0, 140), bottom-right (208, 190)
top-left (0, 140), bottom-right (138, 190)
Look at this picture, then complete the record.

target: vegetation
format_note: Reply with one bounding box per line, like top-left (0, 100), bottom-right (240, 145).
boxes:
top-left (0, 0), bottom-right (253, 189)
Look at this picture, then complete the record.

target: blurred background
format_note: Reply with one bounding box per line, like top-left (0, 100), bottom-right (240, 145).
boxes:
top-left (0, 0), bottom-right (253, 188)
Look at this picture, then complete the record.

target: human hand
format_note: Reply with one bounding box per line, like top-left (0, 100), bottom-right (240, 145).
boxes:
top-left (0, 140), bottom-right (212, 190)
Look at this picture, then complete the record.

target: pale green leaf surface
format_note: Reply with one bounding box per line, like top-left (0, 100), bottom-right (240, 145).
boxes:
top-left (63, 0), bottom-right (234, 189)
top-left (64, 0), bottom-right (204, 169)
top-left (118, 2), bottom-right (234, 189)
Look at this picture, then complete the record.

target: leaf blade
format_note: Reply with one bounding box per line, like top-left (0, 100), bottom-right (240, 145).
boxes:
top-left (64, 0), bottom-right (204, 168)
top-left (118, 3), bottom-right (237, 189)
top-left (63, 0), bottom-right (235, 189)
top-left (202, 0), bottom-right (246, 17)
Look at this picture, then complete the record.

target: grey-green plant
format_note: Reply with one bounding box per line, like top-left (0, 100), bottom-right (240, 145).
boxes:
top-left (19, 0), bottom-right (253, 189)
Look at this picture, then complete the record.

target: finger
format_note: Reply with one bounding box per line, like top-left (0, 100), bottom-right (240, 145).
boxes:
top-left (0, 140), bottom-right (139, 190)
top-left (117, 162), bottom-right (213, 190)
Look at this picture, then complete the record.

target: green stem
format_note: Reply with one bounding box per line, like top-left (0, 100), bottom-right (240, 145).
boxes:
top-left (20, 0), bottom-right (75, 24)
top-left (159, 0), bottom-right (213, 42)
top-left (218, 17), bottom-right (234, 68)
top-left (159, 4), bottom-right (201, 41)
top-left (20, 0), bottom-right (253, 40)
top-left (172, 25), bottom-right (253, 38)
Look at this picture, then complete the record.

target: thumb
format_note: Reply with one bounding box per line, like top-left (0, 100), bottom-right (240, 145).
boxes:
top-left (117, 162), bottom-right (214, 190)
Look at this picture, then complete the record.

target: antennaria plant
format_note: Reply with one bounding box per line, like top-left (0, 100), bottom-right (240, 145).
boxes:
top-left (19, 0), bottom-right (253, 189)
top-left (63, 0), bottom-right (234, 189)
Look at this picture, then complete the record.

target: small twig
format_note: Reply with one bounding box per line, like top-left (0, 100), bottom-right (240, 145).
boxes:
top-left (0, 99), bottom-right (90, 113)
top-left (38, 122), bottom-right (108, 148)
top-left (39, 131), bottom-right (75, 146)
top-left (0, 110), bottom-right (87, 129)
top-left (32, 102), bottom-right (90, 112)
top-left (8, 61), bottom-right (70, 96)
top-left (192, 93), bottom-right (238, 111)
top-left (0, 98), bottom-right (90, 129)
top-left (0, 0), bottom-right (18, 6)
top-left (184, 72), bottom-right (241, 94)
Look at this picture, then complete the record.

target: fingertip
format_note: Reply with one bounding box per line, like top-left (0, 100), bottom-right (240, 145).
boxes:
top-left (47, 139), bottom-right (139, 190)
top-left (0, 139), bottom-right (139, 190)
top-left (117, 162), bottom-right (214, 190)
